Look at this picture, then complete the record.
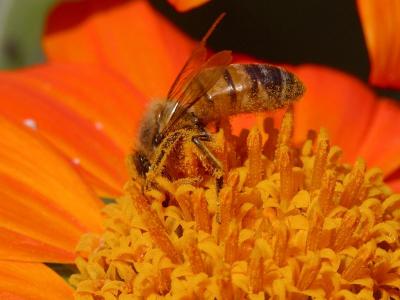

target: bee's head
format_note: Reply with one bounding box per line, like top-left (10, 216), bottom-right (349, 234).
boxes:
top-left (132, 151), bottom-right (150, 177)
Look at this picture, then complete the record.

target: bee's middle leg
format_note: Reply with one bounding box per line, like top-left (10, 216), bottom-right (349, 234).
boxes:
top-left (192, 134), bottom-right (224, 223)
top-left (192, 134), bottom-right (223, 187)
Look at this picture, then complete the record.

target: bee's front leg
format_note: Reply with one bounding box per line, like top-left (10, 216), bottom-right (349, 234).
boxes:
top-left (145, 130), bottom-right (186, 190)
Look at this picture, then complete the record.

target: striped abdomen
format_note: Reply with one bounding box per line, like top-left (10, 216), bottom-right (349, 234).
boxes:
top-left (190, 64), bottom-right (305, 123)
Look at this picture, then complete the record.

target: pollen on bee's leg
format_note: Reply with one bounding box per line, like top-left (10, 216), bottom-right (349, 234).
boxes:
top-left (183, 142), bottom-right (199, 178)
top-left (311, 128), bottom-right (330, 191)
top-left (246, 127), bottom-right (264, 187)
top-left (126, 182), bottom-right (182, 264)
top-left (210, 129), bottom-right (228, 171)
top-left (340, 158), bottom-right (366, 208)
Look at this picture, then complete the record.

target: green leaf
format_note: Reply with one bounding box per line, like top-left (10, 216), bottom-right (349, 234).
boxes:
top-left (0, 0), bottom-right (57, 69)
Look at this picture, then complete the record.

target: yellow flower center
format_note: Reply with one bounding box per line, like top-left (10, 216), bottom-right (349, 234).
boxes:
top-left (70, 109), bottom-right (400, 299)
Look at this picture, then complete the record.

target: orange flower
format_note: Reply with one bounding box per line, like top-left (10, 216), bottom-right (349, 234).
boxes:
top-left (0, 0), bottom-right (399, 298)
top-left (357, 0), bottom-right (400, 89)
top-left (168, 0), bottom-right (211, 12)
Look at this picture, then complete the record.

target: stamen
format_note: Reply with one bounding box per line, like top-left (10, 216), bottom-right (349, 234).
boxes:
top-left (296, 253), bottom-right (321, 290)
top-left (317, 170), bottom-right (337, 215)
top-left (311, 128), bottom-right (330, 191)
top-left (276, 105), bottom-right (294, 151)
top-left (174, 185), bottom-right (194, 221)
top-left (219, 117), bottom-right (238, 169)
top-left (279, 145), bottom-right (294, 210)
top-left (246, 127), bottom-right (263, 187)
top-left (127, 182), bottom-right (182, 264)
top-left (342, 241), bottom-right (376, 281)
top-left (214, 129), bottom-right (229, 174)
top-left (332, 208), bottom-right (360, 251)
top-left (306, 204), bottom-right (324, 251)
top-left (224, 221), bottom-right (239, 264)
top-left (185, 237), bottom-right (206, 274)
top-left (340, 159), bottom-right (366, 208)
top-left (218, 187), bottom-right (233, 241)
top-left (193, 188), bottom-right (211, 233)
top-left (220, 276), bottom-right (235, 300)
top-left (273, 221), bottom-right (288, 267)
top-left (157, 269), bottom-right (172, 295)
top-left (248, 246), bottom-right (263, 293)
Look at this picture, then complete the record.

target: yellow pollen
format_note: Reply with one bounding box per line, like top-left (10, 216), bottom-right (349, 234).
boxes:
top-left (311, 128), bottom-right (329, 191)
top-left (71, 109), bottom-right (400, 299)
top-left (246, 127), bottom-right (263, 187)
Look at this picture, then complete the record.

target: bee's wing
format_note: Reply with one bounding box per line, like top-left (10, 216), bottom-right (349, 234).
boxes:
top-left (166, 44), bottom-right (208, 102)
top-left (159, 13), bottom-right (231, 134)
top-left (166, 13), bottom-right (226, 102)
top-left (160, 50), bottom-right (232, 135)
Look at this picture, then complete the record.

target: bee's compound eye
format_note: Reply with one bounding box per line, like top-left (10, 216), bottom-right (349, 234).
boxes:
top-left (153, 133), bottom-right (163, 146)
top-left (133, 152), bottom-right (150, 177)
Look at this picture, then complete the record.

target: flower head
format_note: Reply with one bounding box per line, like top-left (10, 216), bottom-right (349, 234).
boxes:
top-left (71, 108), bottom-right (400, 299)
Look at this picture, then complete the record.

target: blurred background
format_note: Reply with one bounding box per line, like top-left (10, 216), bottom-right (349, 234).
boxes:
top-left (0, 0), bottom-right (398, 99)
top-left (0, 0), bottom-right (54, 68)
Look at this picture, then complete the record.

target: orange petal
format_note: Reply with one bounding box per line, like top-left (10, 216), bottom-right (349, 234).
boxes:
top-left (44, 0), bottom-right (195, 98)
top-left (17, 64), bottom-right (146, 154)
top-left (0, 65), bottom-right (144, 196)
top-left (357, 98), bottom-right (400, 177)
top-left (357, 0), bottom-right (400, 89)
top-left (0, 117), bottom-right (102, 263)
top-left (388, 178), bottom-right (400, 193)
top-left (0, 261), bottom-right (73, 300)
top-left (168, 0), bottom-right (210, 12)
top-left (292, 65), bottom-right (376, 162)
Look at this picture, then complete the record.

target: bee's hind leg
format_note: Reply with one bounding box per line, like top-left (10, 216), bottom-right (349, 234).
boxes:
top-left (192, 134), bottom-right (224, 223)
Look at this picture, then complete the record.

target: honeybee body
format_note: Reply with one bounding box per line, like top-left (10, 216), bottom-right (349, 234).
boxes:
top-left (189, 63), bottom-right (304, 123)
top-left (133, 63), bottom-right (304, 183)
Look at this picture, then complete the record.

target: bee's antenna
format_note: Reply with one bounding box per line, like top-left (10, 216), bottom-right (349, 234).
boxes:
top-left (201, 12), bottom-right (227, 44)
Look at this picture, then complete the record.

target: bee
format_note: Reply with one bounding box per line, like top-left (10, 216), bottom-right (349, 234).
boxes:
top-left (131, 14), bottom-right (305, 191)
